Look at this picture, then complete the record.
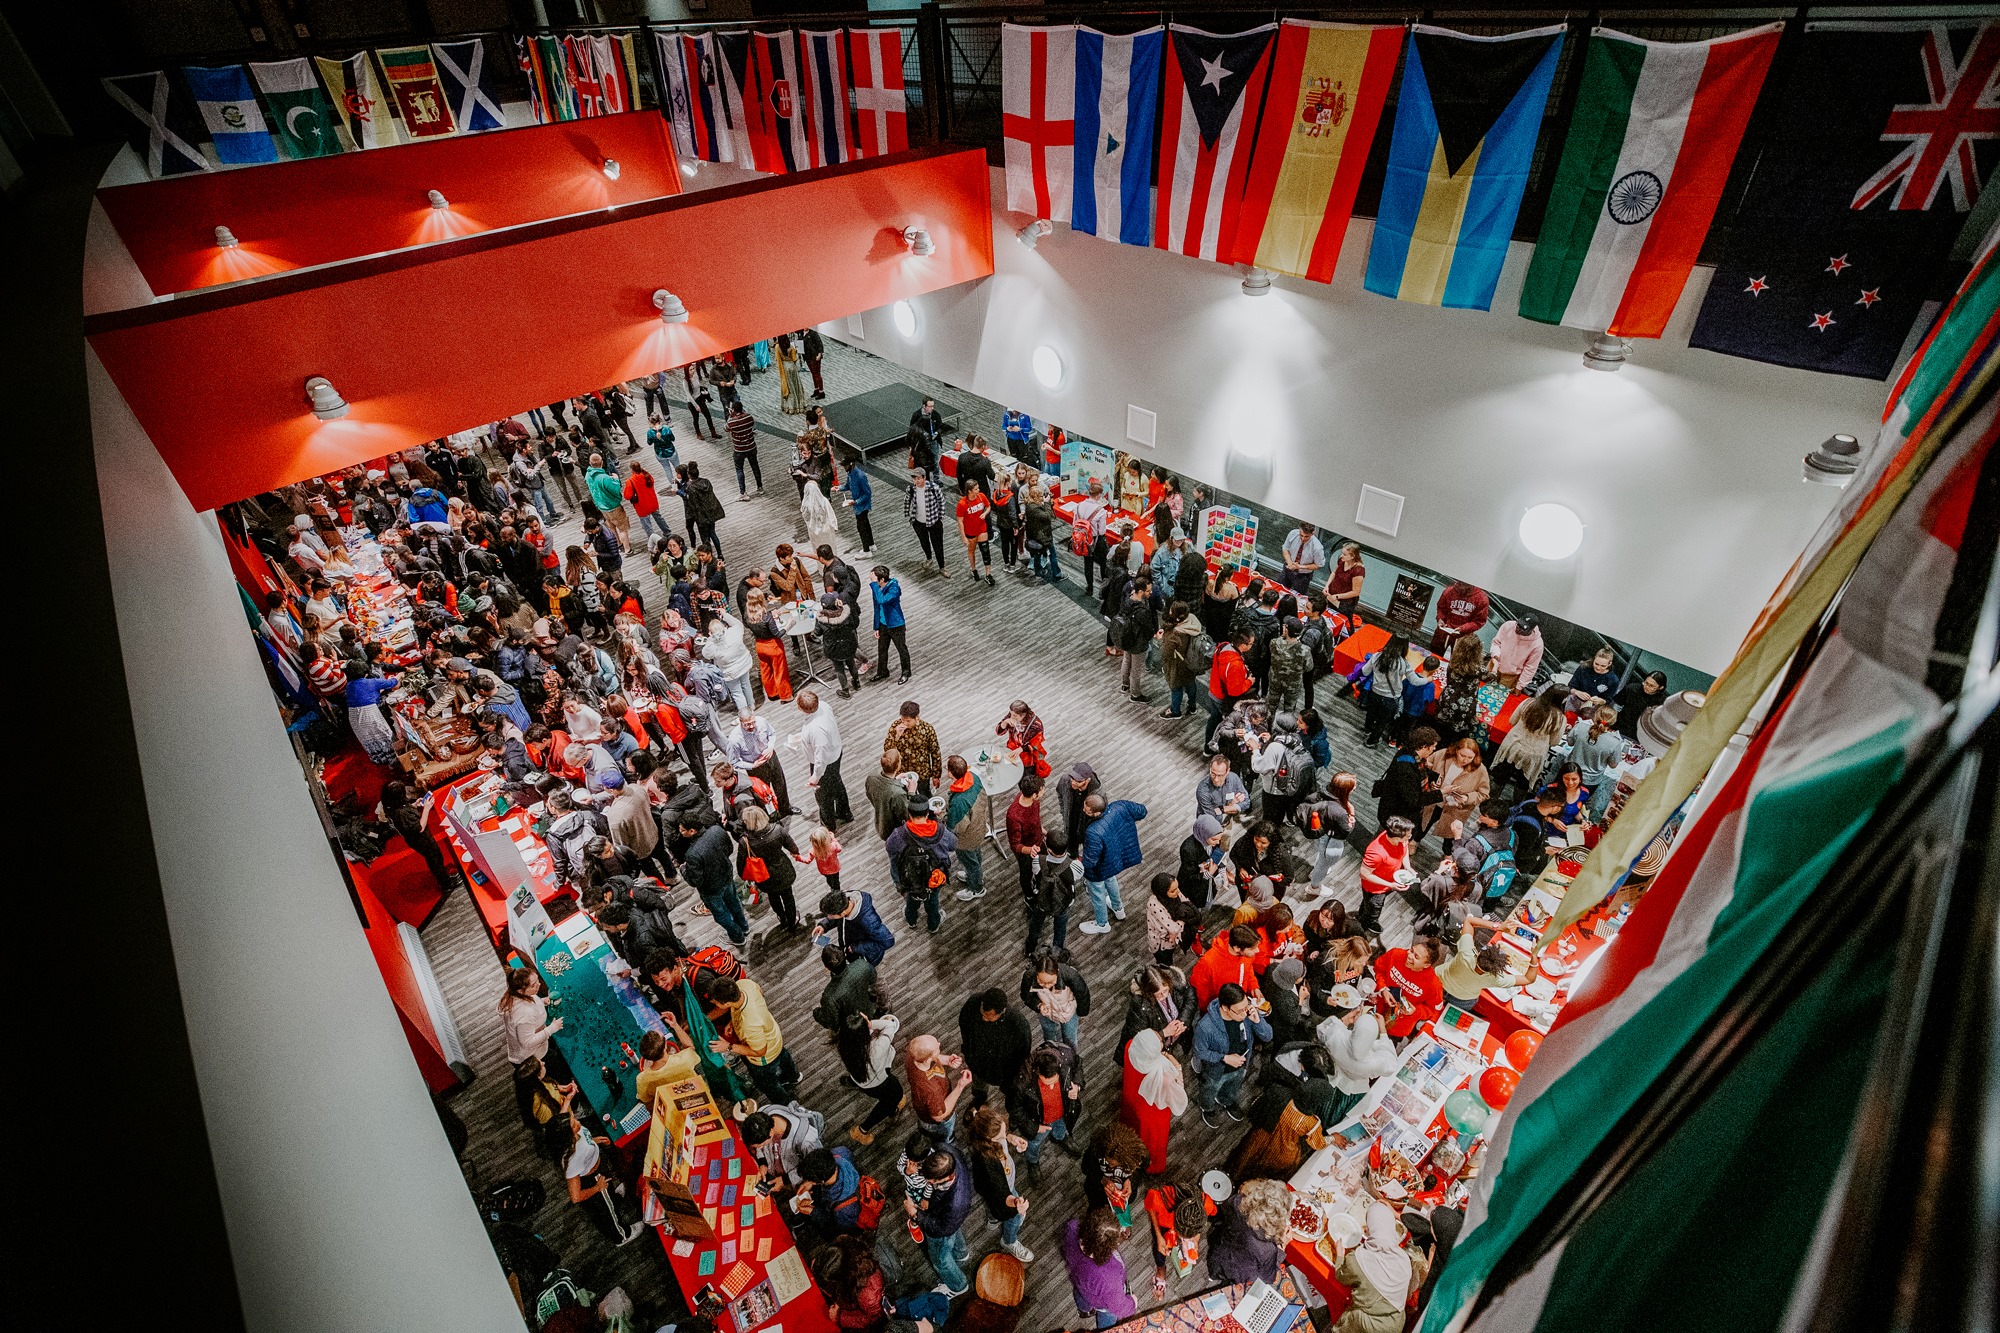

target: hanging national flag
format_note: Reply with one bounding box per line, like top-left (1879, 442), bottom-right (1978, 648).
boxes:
top-left (249, 58), bottom-right (346, 158)
top-left (432, 37), bottom-right (506, 133)
top-left (564, 36), bottom-right (602, 118)
top-left (532, 35), bottom-right (576, 122)
top-left (181, 64), bottom-right (280, 164)
top-left (749, 30), bottom-right (810, 173)
top-left (848, 27), bottom-right (908, 158)
top-left (1520, 26), bottom-right (1782, 337)
top-left (1230, 20), bottom-right (1400, 281)
top-left (711, 32), bottom-right (760, 166)
top-left (591, 35), bottom-right (632, 114)
top-left (316, 52), bottom-right (400, 148)
top-left (799, 30), bottom-right (852, 167)
top-left (1073, 27), bottom-right (1164, 245)
top-left (1002, 24), bottom-right (1077, 221)
top-left (376, 45), bottom-right (457, 138)
top-left (1364, 25), bottom-right (1565, 309)
top-left (1155, 25), bottom-right (1278, 262)
top-left (515, 36), bottom-right (548, 124)
top-left (655, 31), bottom-right (723, 163)
top-left (102, 71), bottom-right (211, 176)
top-left (653, 31), bottom-right (699, 160)
top-left (1689, 21), bottom-right (1998, 379)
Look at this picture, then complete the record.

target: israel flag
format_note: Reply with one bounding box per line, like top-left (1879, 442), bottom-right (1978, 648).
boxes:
top-left (1072, 27), bottom-right (1162, 246)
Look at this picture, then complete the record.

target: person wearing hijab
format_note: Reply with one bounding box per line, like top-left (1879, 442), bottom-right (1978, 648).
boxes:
top-left (1332, 1202), bottom-right (1413, 1333)
top-left (1410, 1206), bottom-right (1462, 1321)
top-left (1320, 1008), bottom-right (1399, 1123)
top-left (1226, 1042), bottom-right (1330, 1180)
top-left (1261, 958), bottom-right (1314, 1048)
top-left (1119, 1027), bottom-right (1186, 1174)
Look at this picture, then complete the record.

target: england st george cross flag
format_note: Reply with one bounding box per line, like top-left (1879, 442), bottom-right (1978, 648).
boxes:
top-left (1155, 25), bottom-right (1278, 262)
top-left (1074, 27), bottom-right (1164, 246)
top-left (1003, 24), bottom-right (1076, 222)
top-left (1690, 20), bottom-right (1998, 378)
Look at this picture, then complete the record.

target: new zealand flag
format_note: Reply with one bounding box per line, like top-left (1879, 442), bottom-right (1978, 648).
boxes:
top-left (1690, 21), bottom-right (1998, 379)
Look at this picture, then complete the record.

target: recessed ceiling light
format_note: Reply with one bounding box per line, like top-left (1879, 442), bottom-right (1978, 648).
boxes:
top-left (304, 376), bottom-right (349, 421)
top-left (1519, 503), bottom-right (1584, 559)
top-left (1032, 345), bottom-right (1063, 389)
top-left (892, 300), bottom-right (917, 338)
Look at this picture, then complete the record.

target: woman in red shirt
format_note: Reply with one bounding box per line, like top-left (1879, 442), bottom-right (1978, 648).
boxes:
top-left (956, 479), bottom-right (995, 586)
top-left (1373, 934), bottom-right (1444, 1041)
top-left (623, 464), bottom-right (670, 544)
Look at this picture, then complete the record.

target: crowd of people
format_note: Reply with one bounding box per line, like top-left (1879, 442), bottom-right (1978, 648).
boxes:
top-left (249, 350), bottom-right (1676, 1333)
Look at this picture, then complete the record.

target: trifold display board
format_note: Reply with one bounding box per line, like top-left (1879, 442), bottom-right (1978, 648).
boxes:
top-left (643, 1073), bottom-right (835, 1333)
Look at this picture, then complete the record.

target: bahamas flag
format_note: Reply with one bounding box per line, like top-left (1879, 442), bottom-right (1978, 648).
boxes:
top-left (1363, 25), bottom-right (1563, 309)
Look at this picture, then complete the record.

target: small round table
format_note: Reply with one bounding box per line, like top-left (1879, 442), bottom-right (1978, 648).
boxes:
top-left (964, 743), bottom-right (1026, 846)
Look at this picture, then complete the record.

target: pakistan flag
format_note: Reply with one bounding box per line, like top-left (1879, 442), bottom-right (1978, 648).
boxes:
top-left (249, 58), bottom-right (347, 158)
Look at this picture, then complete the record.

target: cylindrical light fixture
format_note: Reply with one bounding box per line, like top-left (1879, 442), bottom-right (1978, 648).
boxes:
top-left (602, 157), bottom-right (621, 181)
top-left (1241, 266), bottom-right (1273, 297)
top-left (1519, 502), bottom-right (1584, 559)
top-left (902, 226), bottom-right (935, 257)
top-left (1017, 219), bottom-right (1052, 250)
top-left (1582, 333), bottom-right (1629, 372)
top-left (427, 189), bottom-right (449, 210)
top-left (214, 225), bottom-right (239, 248)
top-left (304, 376), bottom-right (350, 421)
top-left (1802, 433), bottom-right (1861, 486)
top-left (892, 300), bottom-right (917, 339)
top-left (652, 289), bottom-right (689, 324)
top-left (1031, 345), bottom-right (1064, 389)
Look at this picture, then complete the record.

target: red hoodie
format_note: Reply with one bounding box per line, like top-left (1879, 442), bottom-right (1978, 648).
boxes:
top-left (1190, 937), bottom-right (1262, 1009)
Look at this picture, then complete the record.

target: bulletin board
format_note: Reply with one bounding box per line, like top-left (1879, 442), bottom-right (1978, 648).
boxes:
top-left (1197, 505), bottom-right (1261, 575)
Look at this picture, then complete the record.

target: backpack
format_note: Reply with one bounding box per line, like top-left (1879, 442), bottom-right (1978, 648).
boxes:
top-left (684, 944), bottom-right (745, 987)
top-left (1272, 737), bottom-right (1316, 796)
top-left (1300, 620), bottom-right (1333, 674)
top-left (1371, 753), bottom-right (1416, 799)
top-left (1293, 797), bottom-right (1351, 842)
top-left (1474, 834), bottom-right (1519, 904)
top-left (854, 1173), bottom-right (888, 1230)
top-left (1183, 631), bottom-right (1216, 674)
top-left (894, 832), bottom-right (953, 898)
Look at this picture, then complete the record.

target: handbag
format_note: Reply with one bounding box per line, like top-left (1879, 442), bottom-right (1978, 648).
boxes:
top-left (742, 854), bottom-right (770, 882)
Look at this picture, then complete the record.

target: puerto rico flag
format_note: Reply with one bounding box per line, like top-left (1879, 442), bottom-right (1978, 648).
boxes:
top-left (848, 27), bottom-right (909, 158)
top-left (1003, 24), bottom-right (1077, 221)
top-left (800, 30), bottom-right (852, 166)
top-left (1156, 25), bottom-right (1277, 261)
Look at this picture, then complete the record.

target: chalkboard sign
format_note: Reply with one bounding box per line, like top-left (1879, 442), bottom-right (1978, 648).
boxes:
top-left (1386, 575), bottom-right (1436, 629)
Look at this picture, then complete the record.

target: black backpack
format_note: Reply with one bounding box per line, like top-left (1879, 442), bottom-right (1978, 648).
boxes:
top-left (1272, 737), bottom-right (1316, 796)
top-left (895, 832), bottom-right (953, 898)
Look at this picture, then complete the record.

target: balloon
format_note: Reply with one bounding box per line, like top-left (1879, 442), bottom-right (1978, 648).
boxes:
top-left (1502, 1030), bottom-right (1543, 1072)
top-left (1443, 1088), bottom-right (1490, 1136)
top-left (1478, 1066), bottom-right (1521, 1110)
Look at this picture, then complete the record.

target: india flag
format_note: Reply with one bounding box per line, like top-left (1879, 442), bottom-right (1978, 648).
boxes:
top-left (1517, 25), bottom-right (1780, 338)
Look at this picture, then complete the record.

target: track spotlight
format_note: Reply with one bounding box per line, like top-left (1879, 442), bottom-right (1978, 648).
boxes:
top-left (304, 376), bottom-right (350, 421)
top-left (903, 226), bottom-right (935, 257)
top-left (214, 225), bottom-right (239, 248)
top-left (1582, 332), bottom-right (1629, 371)
top-left (1017, 219), bottom-right (1053, 250)
top-left (1240, 266), bottom-right (1272, 297)
top-left (1802, 433), bottom-right (1861, 487)
top-left (428, 189), bottom-right (449, 209)
top-left (602, 157), bottom-right (621, 181)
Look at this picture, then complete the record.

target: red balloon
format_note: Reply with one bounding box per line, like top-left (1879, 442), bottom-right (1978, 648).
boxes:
top-left (1479, 1066), bottom-right (1521, 1110)
top-left (1502, 1030), bottom-right (1543, 1072)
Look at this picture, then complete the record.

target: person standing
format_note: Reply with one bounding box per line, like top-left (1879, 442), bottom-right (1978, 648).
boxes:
top-left (836, 1011), bottom-right (903, 1145)
top-left (710, 355), bottom-right (741, 412)
top-left (1009, 1042), bottom-right (1083, 1179)
top-left (1191, 983), bottom-right (1271, 1126)
top-left (1330, 1204), bottom-right (1414, 1333)
top-left (1203, 629), bottom-right (1257, 747)
top-left (1077, 793), bottom-right (1146, 936)
top-left (955, 480), bottom-right (996, 586)
top-left (904, 1033), bottom-right (972, 1141)
top-left (726, 401), bottom-right (764, 499)
top-left (1119, 1028), bottom-right (1187, 1177)
top-left (966, 1105), bottom-right (1037, 1263)
top-left (706, 974), bottom-right (800, 1103)
top-left (1324, 542), bottom-right (1366, 623)
top-left (801, 326), bottom-right (827, 399)
top-left (797, 690), bottom-right (853, 829)
top-left (956, 986), bottom-right (1034, 1104)
top-left (510, 444), bottom-right (562, 523)
top-left (687, 368), bottom-right (719, 440)
top-left (907, 398), bottom-right (946, 473)
top-left (585, 453), bottom-right (631, 549)
top-left (679, 460), bottom-right (727, 559)
top-left (1062, 1209), bottom-right (1138, 1330)
top-left (945, 755), bottom-right (989, 902)
top-left (905, 469), bottom-right (949, 574)
top-left (1005, 773), bottom-right (1046, 920)
top-left (840, 461), bottom-right (875, 553)
top-left (646, 413), bottom-right (680, 478)
top-left (886, 795), bottom-right (956, 935)
top-left (869, 566), bottom-right (912, 683)
top-left (885, 701), bottom-right (943, 788)
top-left (906, 1144), bottom-right (976, 1298)
top-left (816, 594), bottom-right (864, 698)
top-left (1280, 522), bottom-right (1325, 593)
top-left (678, 815), bottom-right (751, 944)
top-left (1021, 950), bottom-right (1091, 1047)
top-left (1027, 830), bottom-right (1080, 955)
top-left (1023, 483), bottom-right (1060, 583)
top-left (624, 463), bottom-right (671, 543)
top-left (1357, 816), bottom-right (1417, 937)
top-left (1431, 578), bottom-right (1491, 654)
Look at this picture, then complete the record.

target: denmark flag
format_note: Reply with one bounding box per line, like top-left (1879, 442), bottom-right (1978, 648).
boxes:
top-left (848, 27), bottom-right (909, 158)
top-left (1002, 24), bottom-right (1077, 222)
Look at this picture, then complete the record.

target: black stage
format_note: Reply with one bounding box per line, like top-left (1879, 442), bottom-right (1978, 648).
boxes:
top-left (819, 383), bottom-right (961, 461)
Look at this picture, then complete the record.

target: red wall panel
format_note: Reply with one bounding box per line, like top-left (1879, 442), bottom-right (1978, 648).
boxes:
top-left (87, 149), bottom-right (995, 511)
top-left (353, 871), bottom-right (456, 1093)
top-left (97, 112), bottom-right (684, 296)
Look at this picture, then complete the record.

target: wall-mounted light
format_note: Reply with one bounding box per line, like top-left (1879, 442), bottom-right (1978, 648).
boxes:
top-left (1017, 219), bottom-right (1053, 250)
top-left (304, 376), bottom-right (350, 421)
top-left (1031, 345), bottom-right (1064, 389)
top-left (652, 289), bottom-right (689, 324)
top-left (1240, 266), bottom-right (1273, 298)
top-left (1802, 433), bottom-right (1861, 487)
top-left (1582, 332), bottom-right (1629, 372)
top-left (214, 225), bottom-right (239, 248)
top-left (427, 189), bottom-right (449, 210)
top-left (680, 161), bottom-right (698, 179)
top-left (1519, 502), bottom-right (1584, 559)
top-left (902, 226), bottom-right (935, 257)
top-left (602, 157), bottom-right (621, 181)
top-left (891, 300), bottom-right (917, 339)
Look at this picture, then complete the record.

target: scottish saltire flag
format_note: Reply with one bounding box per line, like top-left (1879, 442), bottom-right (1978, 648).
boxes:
top-left (432, 38), bottom-right (506, 132)
top-left (1073, 27), bottom-right (1163, 245)
top-left (102, 71), bottom-right (210, 176)
top-left (800, 30), bottom-right (851, 166)
top-left (181, 64), bottom-right (279, 164)
top-left (1363, 25), bottom-right (1564, 309)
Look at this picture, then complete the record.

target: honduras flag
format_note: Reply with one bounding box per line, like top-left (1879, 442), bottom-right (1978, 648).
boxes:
top-left (1073, 27), bottom-right (1163, 245)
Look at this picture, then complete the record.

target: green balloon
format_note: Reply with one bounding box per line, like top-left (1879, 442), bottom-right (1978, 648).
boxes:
top-left (1444, 1088), bottom-right (1490, 1136)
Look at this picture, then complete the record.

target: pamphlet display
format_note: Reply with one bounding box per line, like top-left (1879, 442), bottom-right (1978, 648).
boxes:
top-left (1197, 505), bottom-right (1261, 574)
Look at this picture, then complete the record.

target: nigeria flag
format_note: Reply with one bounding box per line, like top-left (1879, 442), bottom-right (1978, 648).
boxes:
top-left (250, 58), bottom-right (346, 158)
top-left (1517, 25), bottom-right (1780, 338)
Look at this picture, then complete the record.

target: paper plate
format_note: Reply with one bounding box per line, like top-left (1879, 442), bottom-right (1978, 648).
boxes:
top-left (1287, 1200), bottom-right (1326, 1242)
top-left (1325, 1213), bottom-right (1363, 1249)
top-left (1328, 984), bottom-right (1364, 1010)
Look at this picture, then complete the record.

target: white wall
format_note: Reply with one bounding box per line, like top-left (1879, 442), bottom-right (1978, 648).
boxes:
top-left (849, 169), bottom-right (1889, 675)
top-left (89, 351), bottom-right (521, 1333)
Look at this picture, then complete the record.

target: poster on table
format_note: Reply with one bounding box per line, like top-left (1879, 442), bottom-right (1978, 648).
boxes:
top-left (1059, 435), bottom-right (1117, 497)
top-left (1337, 1031), bottom-right (1483, 1186)
top-left (1197, 505), bottom-right (1260, 574)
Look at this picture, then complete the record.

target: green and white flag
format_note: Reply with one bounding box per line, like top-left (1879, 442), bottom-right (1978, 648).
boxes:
top-left (250, 58), bottom-right (347, 158)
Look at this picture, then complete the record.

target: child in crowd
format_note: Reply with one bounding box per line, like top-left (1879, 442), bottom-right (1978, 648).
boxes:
top-left (808, 825), bottom-right (843, 896)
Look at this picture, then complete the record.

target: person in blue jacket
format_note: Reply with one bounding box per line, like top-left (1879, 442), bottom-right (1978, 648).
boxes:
top-left (1191, 983), bottom-right (1272, 1126)
top-left (870, 565), bottom-right (911, 684)
top-left (1077, 794), bottom-right (1147, 935)
top-left (814, 888), bottom-right (896, 965)
top-left (841, 461), bottom-right (875, 552)
top-left (404, 485), bottom-right (450, 532)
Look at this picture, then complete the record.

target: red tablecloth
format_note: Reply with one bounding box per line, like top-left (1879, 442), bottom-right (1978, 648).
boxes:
top-left (349, 836), bottom-right (446, 928)
top-left (1331, 624), bottom-right (1389, 680)
top-left (323, 742), bottom-right (390, 811)
top-left (426, 774), bottom-right (572, 954)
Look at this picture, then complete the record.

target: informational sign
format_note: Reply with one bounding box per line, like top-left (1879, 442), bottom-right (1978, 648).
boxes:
top-left (1059, 435), bottom-right (1117, 497)
top-left (1386, 574), bottom-right (1437, 629)
top-left (1197, 504), bottom-right (1260, 574)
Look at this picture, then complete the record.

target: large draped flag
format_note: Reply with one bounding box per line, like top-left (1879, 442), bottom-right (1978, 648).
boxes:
top-left (749, 30), bottom-right (810, 173)
top-left (564, 35), bottom-right (602, 117)
top-left (529, 35), bottom-right (576, 122)
top-left (1520, 25), bottom-right (1782, 337)
top-left (1230, 20), bottom-right (1400, 281)
top-left (1421, 247), bottom-right (1996, 1333)
top-left (1073, 26), bottom-right (1163, 245)
top-left (710, 33), bottom-right (760, 166)
top-left (799, 30), bottom-right (852, 167)
top-left (181, 64), bottom-right (279, 164)
top-left (432, 37), bottom-right (506, 132)
top-left (848, 27), bottom-right (908, 158)
top-left (1689, 20), bottom-right (1998, 379)
top-left (376, 45), bottom-right (456, 138)
top-left (655, 31), bottom-right (721, 162)
top-left (316, 52), bottom-right (399, 148)
top-left (250, 58), bottom-right (346, 158)
top-left (1003, 24), bottom-right (1076, 221)
top-left (1155, 25), bottom-right (1277, 262)
top-left (102, 71), bottom-right (210, 176)
top-left (1363, 25), bottom-right (1564, 309)
top-left (515, 37), bottom-right (547, 124)
top-left (590, 34), bottom-right (640, 114)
